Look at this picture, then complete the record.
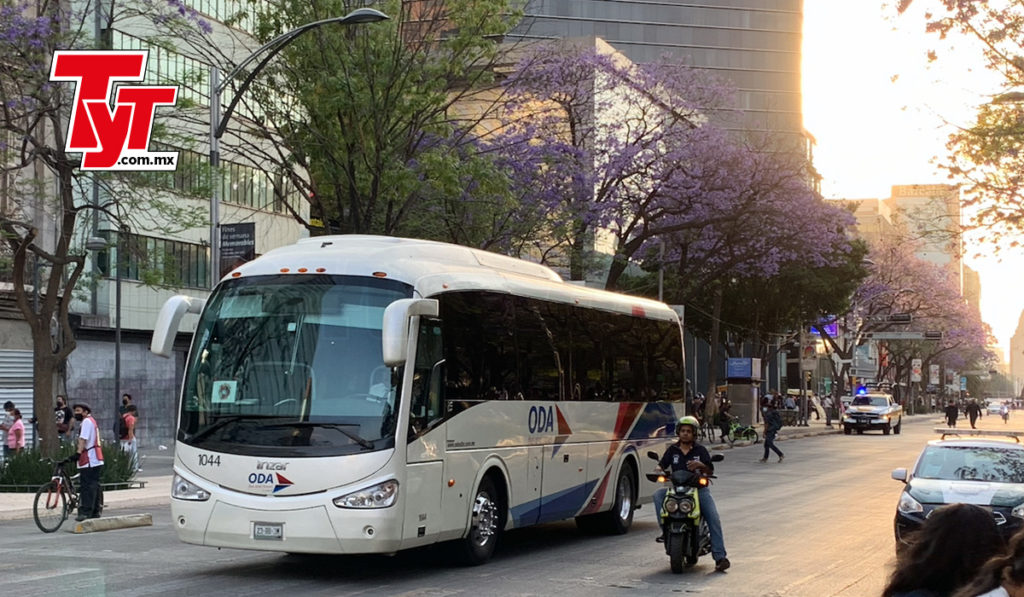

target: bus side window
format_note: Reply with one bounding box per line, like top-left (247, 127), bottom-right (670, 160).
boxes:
top-left (409, 320), bottom-right (444, 439)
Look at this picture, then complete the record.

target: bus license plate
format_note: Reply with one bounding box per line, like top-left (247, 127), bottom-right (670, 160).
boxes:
top-left (253, 522), bottom-right (283, 540)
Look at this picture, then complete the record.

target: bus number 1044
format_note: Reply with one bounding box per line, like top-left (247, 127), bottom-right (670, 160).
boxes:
top-left (198, 454), bottom-right (221, 466)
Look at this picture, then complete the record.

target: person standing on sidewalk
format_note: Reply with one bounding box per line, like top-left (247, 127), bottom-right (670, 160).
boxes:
top-left (6, 409), bottom-right (25, 455)
top-left (759, 400), bottom-right (784, 463)
top-left (54, 395), bottom-right (73, 444)
top-left (0, 401), bottom-right (14, 461)
top-left (73, 403), bottom-right (104, 521)
top-left (119, 404), bottom-right (139, 473)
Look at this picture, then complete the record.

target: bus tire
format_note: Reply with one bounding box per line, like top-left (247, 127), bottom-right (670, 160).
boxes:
top-left (595, 462), bottom-right (636, 535)
top-left (456, 476), bottom-right (503, 566)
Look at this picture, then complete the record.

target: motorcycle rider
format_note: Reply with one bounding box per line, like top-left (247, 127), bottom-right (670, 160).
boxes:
top-left (653, 415), bottom-right (730, 572)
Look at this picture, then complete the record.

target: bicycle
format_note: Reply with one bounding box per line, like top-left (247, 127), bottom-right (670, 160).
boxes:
top-left (33, 457), bottom-right (103, 533)
top-left (725, 421), bottom-right (759, 444)
top-left (697, 417), bottom-right (716, 443)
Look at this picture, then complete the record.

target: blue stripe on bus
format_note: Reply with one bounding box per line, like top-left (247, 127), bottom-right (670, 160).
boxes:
top-left (628, 402), bottom-right (678, 440)
top-left (509, 479), bottom-right (599, 527)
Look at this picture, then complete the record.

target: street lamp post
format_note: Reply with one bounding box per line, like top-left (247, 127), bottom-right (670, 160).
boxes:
top-left (208, 8), bottom-right (388, 288)
top-left (86, 229), bottom-right (125, 424)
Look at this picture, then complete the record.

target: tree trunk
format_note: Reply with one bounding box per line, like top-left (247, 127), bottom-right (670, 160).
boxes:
top-left (32, 327), bottom-right (59, 457)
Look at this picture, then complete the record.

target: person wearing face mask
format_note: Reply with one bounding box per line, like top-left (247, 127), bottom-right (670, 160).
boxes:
top-left (54, 395), bottom-right (73, 443)
top-left (114, 393), bottom-right (133, 440)
top-left (759, 398), bottom-right (784, 463)
top-left (72, 403), bottom-right (104, 521)
top-left (0, 401), bottom-right (14, 462)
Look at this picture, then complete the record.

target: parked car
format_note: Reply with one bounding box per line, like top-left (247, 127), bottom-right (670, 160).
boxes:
top-left (891, 430), bottom-right (1024, 551)
top-left (842, 392), bottom-right (903, 435)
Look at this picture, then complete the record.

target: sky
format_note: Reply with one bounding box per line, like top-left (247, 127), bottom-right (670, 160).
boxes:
top-left (802, 1), bottom-right (1024, 360)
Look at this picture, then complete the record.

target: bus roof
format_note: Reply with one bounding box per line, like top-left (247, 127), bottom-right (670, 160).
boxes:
top-left (227, 235), bottom-right (679, 322)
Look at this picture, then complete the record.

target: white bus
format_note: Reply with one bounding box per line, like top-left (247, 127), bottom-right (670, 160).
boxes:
top-left (151, 235), bottom-right (686, 563)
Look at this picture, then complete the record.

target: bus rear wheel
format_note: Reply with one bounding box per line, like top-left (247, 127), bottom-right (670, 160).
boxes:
top-left (579, 463), bottom-right (635, 535)
top-left (456, 477), bottom-right (503, 566)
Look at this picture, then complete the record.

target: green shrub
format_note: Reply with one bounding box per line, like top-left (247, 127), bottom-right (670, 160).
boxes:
top-left (0, 443), bottom-right (137, 490)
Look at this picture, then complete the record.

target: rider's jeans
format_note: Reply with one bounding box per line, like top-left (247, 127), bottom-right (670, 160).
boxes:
top-left (653, 487), bottom-right (727, 561)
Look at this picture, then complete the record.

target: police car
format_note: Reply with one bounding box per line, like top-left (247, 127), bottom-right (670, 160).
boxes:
top-left (891, 429), bottom-right (1024, 550)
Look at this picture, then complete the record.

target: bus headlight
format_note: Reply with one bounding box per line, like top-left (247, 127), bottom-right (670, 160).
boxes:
top-left (333, 480), bottom-right (399, 509)
top-left (171, 474), bottom-right (210, 501)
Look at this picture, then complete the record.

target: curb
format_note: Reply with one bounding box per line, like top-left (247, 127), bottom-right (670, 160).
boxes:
top-left (67, 513), bottom-right (153, 533)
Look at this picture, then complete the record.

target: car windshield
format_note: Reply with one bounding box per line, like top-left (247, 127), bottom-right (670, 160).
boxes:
top-left (915, 445), bottom-right (1024, 483)
top-left (852, 396), bottom-right (889, 407)
top-left (178, 274), bottom-right (412, 457)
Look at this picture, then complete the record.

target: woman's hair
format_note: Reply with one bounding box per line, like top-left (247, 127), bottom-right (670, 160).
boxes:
top-left (12, 408), bottom-right (20, 419)
top-left (883, 503), bottom-right (1004, 597)
top-left (953, 526), bottom-right (1024, 597)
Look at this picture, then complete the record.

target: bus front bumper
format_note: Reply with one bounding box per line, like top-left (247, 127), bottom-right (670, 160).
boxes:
top-left (171, 499), bottom-right (405, 554)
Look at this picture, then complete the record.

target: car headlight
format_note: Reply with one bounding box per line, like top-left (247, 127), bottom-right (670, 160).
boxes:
top-left (171, 474), bottom-right (210, 501)
top-left (1012, 504), bottom-right (1024, 520)
top-left (897, 492), bottom-right (923, 515)
top-left (333, 480), bottom-right (399, 509)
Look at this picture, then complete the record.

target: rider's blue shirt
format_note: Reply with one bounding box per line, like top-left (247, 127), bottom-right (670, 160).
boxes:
top-left (659, 442), bottom-right (713, 475)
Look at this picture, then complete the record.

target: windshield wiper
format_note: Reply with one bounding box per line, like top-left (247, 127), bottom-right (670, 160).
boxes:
top-left (263, 421), bottom-right (375, 450)
top-left (188, 415), bottom-right (272, 442)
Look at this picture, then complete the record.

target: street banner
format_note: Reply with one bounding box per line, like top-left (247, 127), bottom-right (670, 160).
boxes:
top-left (220, 222), bottom-right (256, 277)
top-left (960, 376), bottom-right (967, 391)
top-left (911, 358), bottom-right (922, 382)
top-left (929, 364), bottom-right (940, 386)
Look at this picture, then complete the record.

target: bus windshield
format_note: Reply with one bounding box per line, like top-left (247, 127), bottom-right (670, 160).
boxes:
top-left (179, 274), bottom-right (412, 457)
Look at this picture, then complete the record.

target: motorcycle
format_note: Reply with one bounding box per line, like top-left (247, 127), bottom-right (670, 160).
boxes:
top-left (647, 451), bottom-right (724, 573)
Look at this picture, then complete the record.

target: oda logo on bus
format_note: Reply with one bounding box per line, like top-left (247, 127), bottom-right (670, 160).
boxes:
top-left (528, 405), bottom-right (571, 435)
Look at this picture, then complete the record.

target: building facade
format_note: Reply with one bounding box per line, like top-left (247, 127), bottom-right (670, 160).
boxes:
top-left (512, 0), bottom-right (806, 145)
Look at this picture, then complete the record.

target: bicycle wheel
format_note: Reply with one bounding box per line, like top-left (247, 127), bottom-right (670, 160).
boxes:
top-left (33, 480), bottom-right (69, 533)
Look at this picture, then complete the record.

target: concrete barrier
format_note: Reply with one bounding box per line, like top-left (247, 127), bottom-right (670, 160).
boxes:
top-left (67, 513), bottom-right (153, 534)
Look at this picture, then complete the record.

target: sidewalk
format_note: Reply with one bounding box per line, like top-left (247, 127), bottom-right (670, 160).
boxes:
top-left (705, 410), bottom-right (939, 451)
top-left (0, 445), bottom-right (175, 522)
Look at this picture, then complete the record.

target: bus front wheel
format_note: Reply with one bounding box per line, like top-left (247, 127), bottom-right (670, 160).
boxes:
top-left (457, 477), bottom-right (503, 566)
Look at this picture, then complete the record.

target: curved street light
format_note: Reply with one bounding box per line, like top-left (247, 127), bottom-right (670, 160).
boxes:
top-left (208, 8), bottom-right (389, 286)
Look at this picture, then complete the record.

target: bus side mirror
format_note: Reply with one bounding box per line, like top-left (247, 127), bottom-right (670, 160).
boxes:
top-left (382, 298), bottom-right (439, 366)
top-left (151, 295), bottom-right (206, 357)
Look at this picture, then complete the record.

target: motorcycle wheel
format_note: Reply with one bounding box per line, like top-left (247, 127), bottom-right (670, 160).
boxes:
top-left (668, 533), bottom-right (685, 574)
top-left (684, 555), bottom-right (698, 568)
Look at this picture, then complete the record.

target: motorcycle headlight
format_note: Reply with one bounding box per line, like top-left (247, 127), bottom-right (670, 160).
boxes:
top-left (664, 499), bottom-right (679, 513)
top-left (1012, 503), bottom-right (1024, 520)
top-left (171, 474), bottom-right (210, 501)
top-left (333, 480), bottom-right (399, 509)
top-left (678, 499), bottom-right (695, 514)
top-left (897, 492), bottom-right (923, 515)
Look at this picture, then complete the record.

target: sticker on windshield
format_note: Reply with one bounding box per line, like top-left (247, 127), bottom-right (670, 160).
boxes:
top-left (213, 380), bottom-right (237, 404)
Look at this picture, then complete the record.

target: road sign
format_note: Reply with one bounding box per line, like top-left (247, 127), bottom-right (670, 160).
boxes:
top-left (863, 332), bottom-right (929, 340)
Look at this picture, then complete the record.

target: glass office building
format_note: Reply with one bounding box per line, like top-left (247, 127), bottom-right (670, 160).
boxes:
top-left (511, 0), bottom-right (804, 144)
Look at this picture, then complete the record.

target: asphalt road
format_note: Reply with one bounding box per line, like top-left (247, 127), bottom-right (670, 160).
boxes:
top-left (0, 414), bottom-right (978, 597)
